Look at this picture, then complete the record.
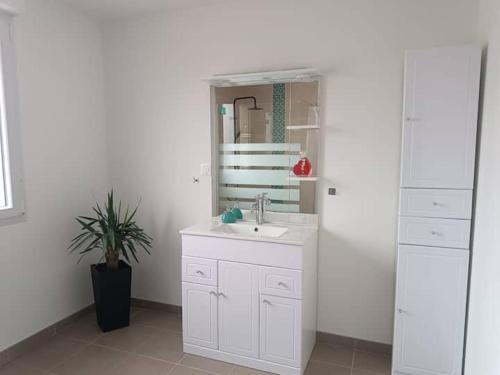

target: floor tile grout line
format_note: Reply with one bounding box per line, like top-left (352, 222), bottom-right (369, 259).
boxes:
top-left (315, 341), bottom-right (391, 358)
top-left (353, 347), bottom-right (392, 356)
top-left (50, 341), bottom-right (95, 374)
top-left (49, 340), bottom-right (181, 375)
top-left (88, 341), bottom-right (183, 366)
top-left (308, 358), bottom-right (353, 370)
top-left (48, 340), bottom-right (94, 372)
top-left (132, 323), bottom-right (183, 334)
top-left (179, 353), bottom-right (237, 375)
top-left (176, 363), bottom-right (226, 375)
top-left (166, 363), bottom-right (178, 375)
top-left (11, 339), bottom-right (94, 374)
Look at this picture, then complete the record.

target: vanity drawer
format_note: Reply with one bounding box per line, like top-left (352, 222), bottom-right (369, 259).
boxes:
top-left (259, 266), bottom-right (302, 299)
top-left (182, 256), bottom-right (218, 286)
top-left (400, 189), bottom-right (472, 219)
top-left (399, 217), bottom-right (471, 249)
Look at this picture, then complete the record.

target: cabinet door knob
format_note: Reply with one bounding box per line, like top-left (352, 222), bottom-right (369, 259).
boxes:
top-left (209, 291), bottom-right (217, 296)
top-left (278, 281), bottom-right (288, 288)
top-left (196, 270), bottom-right (205, 276)
top-left (218, 292), bottom-right (226, 298)
top-left (262, 299), bottom-right (272, 305)
top-left (398, 308), bottom-right (409, 315)
top-left (432, 202), bottom-right (439, 206)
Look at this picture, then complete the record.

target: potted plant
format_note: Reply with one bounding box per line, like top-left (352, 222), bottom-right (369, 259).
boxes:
top-left (69, 191), bottom-right (152, 332)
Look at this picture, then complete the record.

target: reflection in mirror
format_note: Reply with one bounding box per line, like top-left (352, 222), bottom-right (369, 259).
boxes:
top-left (212, 80), bottom-right (320, 216)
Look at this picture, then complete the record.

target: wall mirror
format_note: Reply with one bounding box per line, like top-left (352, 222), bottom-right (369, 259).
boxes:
top-left (210, 70), bottom-right (320, 216)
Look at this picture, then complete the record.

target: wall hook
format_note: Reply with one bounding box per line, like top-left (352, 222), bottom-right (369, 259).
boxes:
top-left (193, 177), bottom-right (200, 184)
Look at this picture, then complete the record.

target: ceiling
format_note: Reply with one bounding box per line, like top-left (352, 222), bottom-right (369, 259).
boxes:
top-left (62, 0), bottom-right (229, 20)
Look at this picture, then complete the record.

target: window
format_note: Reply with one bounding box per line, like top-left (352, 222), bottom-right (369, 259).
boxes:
top-left (0, 13), bottom-right (24, 222)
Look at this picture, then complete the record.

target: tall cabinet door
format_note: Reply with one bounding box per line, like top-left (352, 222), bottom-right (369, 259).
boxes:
top-left (182, 282), bottom-right (218, 349)
top-left (393, 246), bottom-right (469, 375)
top-left (218, 261), bottom-right (260, 358)
top-left (401, 45), bottom-right (480, 189)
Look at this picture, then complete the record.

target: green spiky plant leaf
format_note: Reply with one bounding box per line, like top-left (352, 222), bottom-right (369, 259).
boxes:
top-left (69, 190), bottom-right (152, 268)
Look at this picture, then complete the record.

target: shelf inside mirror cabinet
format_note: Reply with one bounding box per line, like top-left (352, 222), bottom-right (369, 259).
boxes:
top-left (286, 125), bottom-right (320, 130)
top-left (286, 176), bottom-right (319, 182)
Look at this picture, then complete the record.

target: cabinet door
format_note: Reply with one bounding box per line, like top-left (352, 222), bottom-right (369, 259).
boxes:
top-left (182, 282), bottom-right (218, 349)
top-left (401, 45), bottom-right (480, 189)
top-left (260, 295), bottom-right (301, 367)
top-left (393, 246), bottom-right (469, 375)
top-left (218, 261), bottom-right (259, 358)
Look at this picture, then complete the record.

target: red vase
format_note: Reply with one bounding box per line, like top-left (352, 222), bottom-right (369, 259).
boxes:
top-left (293, 153), bottom-right (312, 176)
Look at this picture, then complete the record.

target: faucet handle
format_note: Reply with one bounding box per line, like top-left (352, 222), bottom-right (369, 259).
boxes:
top-left (262, 193), bottom-right (271, 205)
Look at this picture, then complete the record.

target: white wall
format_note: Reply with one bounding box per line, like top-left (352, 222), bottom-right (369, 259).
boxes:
top-left (0, 0), bottom-right (25, 15)
top-left (0, 0), bottom-right (107, 351)
top-left (465, 0), bottom-right (500, 373)
top-left (104, 0), bottom-right (479, 344)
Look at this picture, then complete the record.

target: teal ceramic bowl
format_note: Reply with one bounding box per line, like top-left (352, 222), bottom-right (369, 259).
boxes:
top-left (221, 210), bottom-right (236, 224)
top-left (231, 207), bottom-right (243, 220)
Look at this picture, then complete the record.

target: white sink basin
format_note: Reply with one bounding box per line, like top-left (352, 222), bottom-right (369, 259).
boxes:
top-left (211, 223), bottom-right (288, 238)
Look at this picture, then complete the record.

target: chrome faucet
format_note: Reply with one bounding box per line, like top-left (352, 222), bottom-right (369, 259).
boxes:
top-left (252, 193), bottom-right (271, 225)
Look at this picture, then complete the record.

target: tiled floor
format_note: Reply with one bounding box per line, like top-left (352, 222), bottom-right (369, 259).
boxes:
top-left (0, 307), bottom-right (391, 375)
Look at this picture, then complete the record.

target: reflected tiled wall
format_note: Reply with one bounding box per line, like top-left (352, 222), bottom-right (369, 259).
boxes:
top-left (272, 83), bottom-right (286, 143)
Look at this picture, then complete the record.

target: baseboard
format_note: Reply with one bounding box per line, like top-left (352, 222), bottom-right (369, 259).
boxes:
top-left (0, 304), bottom-right (95, 367)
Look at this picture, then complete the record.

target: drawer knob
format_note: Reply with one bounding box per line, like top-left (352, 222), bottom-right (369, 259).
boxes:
top-left (196, 270), bottom-right (205, 276)
top-left (278, 281), bottom-right (288, 289)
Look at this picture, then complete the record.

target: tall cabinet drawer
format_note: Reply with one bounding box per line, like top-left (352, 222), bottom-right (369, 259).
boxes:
top-left (400, 189), bottom-right (472, 219)
top-left (182, 256), bottom-right (218, 286)
top-left (399, 217), bottom-right (471, 249)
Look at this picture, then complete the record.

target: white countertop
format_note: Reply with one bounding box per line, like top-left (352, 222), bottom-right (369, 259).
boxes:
top-left (180, 212), bottom-right (318, 246)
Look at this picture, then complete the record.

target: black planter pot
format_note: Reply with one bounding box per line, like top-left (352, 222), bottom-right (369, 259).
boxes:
top-left (91, 260), bottom-right (131, 332)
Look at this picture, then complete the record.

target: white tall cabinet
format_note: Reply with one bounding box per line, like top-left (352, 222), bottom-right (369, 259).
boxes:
top-left (392, 45), bottom-right (481, 375)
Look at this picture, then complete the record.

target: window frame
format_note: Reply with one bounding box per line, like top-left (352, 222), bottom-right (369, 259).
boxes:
top-left (0, 14), bottom-right (24, 223)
